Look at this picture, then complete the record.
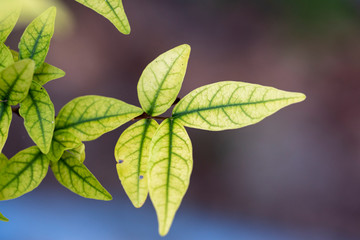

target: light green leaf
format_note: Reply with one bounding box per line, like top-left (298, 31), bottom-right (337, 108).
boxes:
top-left (67, 143), bottom-right (86, 163)
top-left (148, 119), bottom-right (193, 236)
top-left (55, 95), bottom-right (143, 141)
top-left (115, 119), bottom-right (159, 208)
top-left (50, 151), bottom-right (112, 200)
top-left (0, 146), bottom-right (50, 200)
top-left (173, 81), bottom-right (306, 131)
top-left (0, 59), bottom-right (35, 105)
top-left (0, 43), bottom-right (14, 71)
top-left (0, 211), bottom-right (9, 222)
top-left (33, 62), bottom-right (65, 85)
top-left (0, 153), bottom-right (8, 173)
top-left (19, 83), bottom-right (55, 154)
top-left (0, 102), bottom-right (12, 153)
top-left (138, 44), bottom-right (191, 116)
top-left (46, 130), bottom-right (82, 162)
top-left (0, 0), bottom-right (22, 43)
top-left (18, 7), bottom-right (56, 69)
top-left (10, 49), bottom-right (19, 61)
top-left (75, 0), bottom-right (130, 35)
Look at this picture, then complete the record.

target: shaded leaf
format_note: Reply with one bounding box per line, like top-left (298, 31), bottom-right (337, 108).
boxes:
top-left (0, 153), bottom-right (8, 173)
top-left (19, 83), bottom-right (55, 154)
top-left (55, 95), bottom-right (143, 141)
top-left (115, 119), bottom-right (159, 208)
top-left (68, 143), bottom-right (85, 163)
top-left (18, 7), bottom-right (56, 69)
top-left (75, 0), bottom-right (130, 34)
top-left (33, 62), bottom-right (65, 85)
top-left (0, 0), bottom-right (22, 43)
top-left (0, 43), bottom-right (14, 71)
top-left (0, 102), bottom-right (12, 153)
top-left (46, 130), bottom-right (82, 162)
top-left (138, 44), bottom-right (191, 116)
top-left (51, 151), bottom-right (112, 200)
top-left (0, 146), bottom-right (49, 200)
top-left (0, 211), bottom-right (9, 222)
top-left (173, 81), bottom-right (306, 131)
top-left (148, 119), bottom-right (193, 236)
top-left (10, 49), bottom-right (18, 61)
top-left (0, 59), bottom-right (35, 105)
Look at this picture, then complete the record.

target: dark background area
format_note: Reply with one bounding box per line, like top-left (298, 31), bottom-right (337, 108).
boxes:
top-left (2, 0), bottom-right (360, 239)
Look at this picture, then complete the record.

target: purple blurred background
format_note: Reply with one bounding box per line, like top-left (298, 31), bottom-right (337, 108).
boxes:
top-left (2, 0), bottom-right (360, 239)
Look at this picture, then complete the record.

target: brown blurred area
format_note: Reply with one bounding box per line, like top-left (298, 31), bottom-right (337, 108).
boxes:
top-left (4, 0), bottom-right (360, 238)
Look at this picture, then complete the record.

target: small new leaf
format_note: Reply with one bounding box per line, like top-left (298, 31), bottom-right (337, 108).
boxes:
top-left (0, 0), bottom-right (21, 43)
top-left (0, 59), bottom-right (35, 105)
top-left (138, 44), bottom-right (191, 116)
top-left (55, 95), bottom-right (143, 141)
top-left (0, 102), bottom-right (12, 153)
top-left (0, 146), bottom-right (50, 200)
top-left (75, 0), bottom-right (130, 34)
top-left (33, 62), bottom-right (65, 85)
top-left (18, 7), bottom-right (56, 69)
top-left (19, 83), bottom-right (55, 154)
top-left (0, 211), bottom-right (9, 222)
top-left (148, 119), bottom-right (193, 236)
top-left (51, 151), bottom-right (112, 200)
top-left (46, 130), bottom-right (82, 162)
top-left (115, 119), bottom-right (159, 208)
top-left (67, 143), bottom-right (86, 163)
top-left (173, 81), bottom-right (306, 131)
top-left (0, 43), bottom-right (14, 71)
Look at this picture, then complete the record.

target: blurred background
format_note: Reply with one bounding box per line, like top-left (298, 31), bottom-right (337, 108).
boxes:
top-left (1, 0), bottom-right (360, 239)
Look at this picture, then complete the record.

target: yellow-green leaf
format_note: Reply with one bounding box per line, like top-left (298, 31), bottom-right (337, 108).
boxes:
top-left (148, 119), bottom-right (193, 236)
top-left (0, 59), bottom-right (35, 105)
top-left (68, 143), bottom-right (85, 163)
top-left (18, 7), bottom-right (56, 69)
top-left (33, 62), bottom-right (65, 85)
top-left (0, 102), bottom-right (12, 153)
top-left (173, 81), bottom-right (306, 131)
top-left (115, 119), bottom-right (159, 208)
top-left (0, 43), bottom-right (14, 71)
top-left (19, 83), bottom-right (55, 154)
top-left (137, 44), bottom-right (191, 116)
top-left (0, 0), bottom-right (22, 43)
top-left (0, 146), bottom-right (50, 200)
top-left (0, 211), bottom-right (8, 222)
top-left (55, 95), bottom-right (143, 141)
top-left (0, 153), bottom-right (8, 174)
top-left (46, 130), bottom-right (82, 162)
top-left (50, 151), bottom-right (112, 200)
top-left (75, 0), bottom-right (130, 35)
top-left (10, 49), bottom-right (18, 61)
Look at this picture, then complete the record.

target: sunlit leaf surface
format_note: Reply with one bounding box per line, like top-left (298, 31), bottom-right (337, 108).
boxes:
top-left (68, 143), bottom-right (86, 163)
top-left (51, 151), bottom-right (112, 200)
top-left (33, 62), bottom-right (65, 85)
top-left (75, 0), bottom-right (130, 34)
top-left (55, 95), bottom-right (143, 141)
top-left (0, 59), bottom-right (35, 105)
top-left (173, 81), bottom-right (306, 131)
top-left (0, 146), bottom-right (49, 200)
top-left (18, 7), bottom-right (56, 69)
top-left (46, 130), bottom-right (82, 162)
top-left (19, 83), bottom-right (55, 154)
top-left (0, 43), bottom-right (14, 71)
top-left (115, 119), bottom-right (159, 208)
top-left (137, 44), bottom-right (191, 116)
top-left (0, 102), bottom-right (12, 153)
top-left (0, 0), bottom-right (21, 43)
top-left (148, 119), bottom-right (193, 236)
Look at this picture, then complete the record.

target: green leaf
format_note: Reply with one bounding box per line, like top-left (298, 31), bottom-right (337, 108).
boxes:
top-left (10, 49), bottom-right (19, 61)
top-left (19, 83), bottom-right (55, 154)
top-left (0, 146), bottom-right (50, 200)
top-left (33, 62), bottom-right (65, 85)
top-left (148, 119), bottom-right (193, 236)
top-left (75, 0), bottom-right (130, 35)
top-left (50, 151), bottom-right (112, 200)
top-left (115, 119), bottom-right (159, 208)
top-left (0, 102), bottom-right (12, 153)
top-left (18, 7), bottom-right (56, 69)
top-left (55, 95), bottom-right (143, 141)
top-left (46, 130), bottom-right (82, 162)
top-left (0, 211), bottom-right (9, 222)
top-left (0, 59), bottom-right (35, 105)
top-left (67, 143), bottom-right (86, 163)
top-left (0, 0), bottom-right (22, 43)
top-left (0, 153), bottom-right (8, 173)
top-left (173, 81), bottom-right (306, 131)
top-left (0, 43), bottom-right (14, 71)
top-left (137, 44), bottom-right (191, 116)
